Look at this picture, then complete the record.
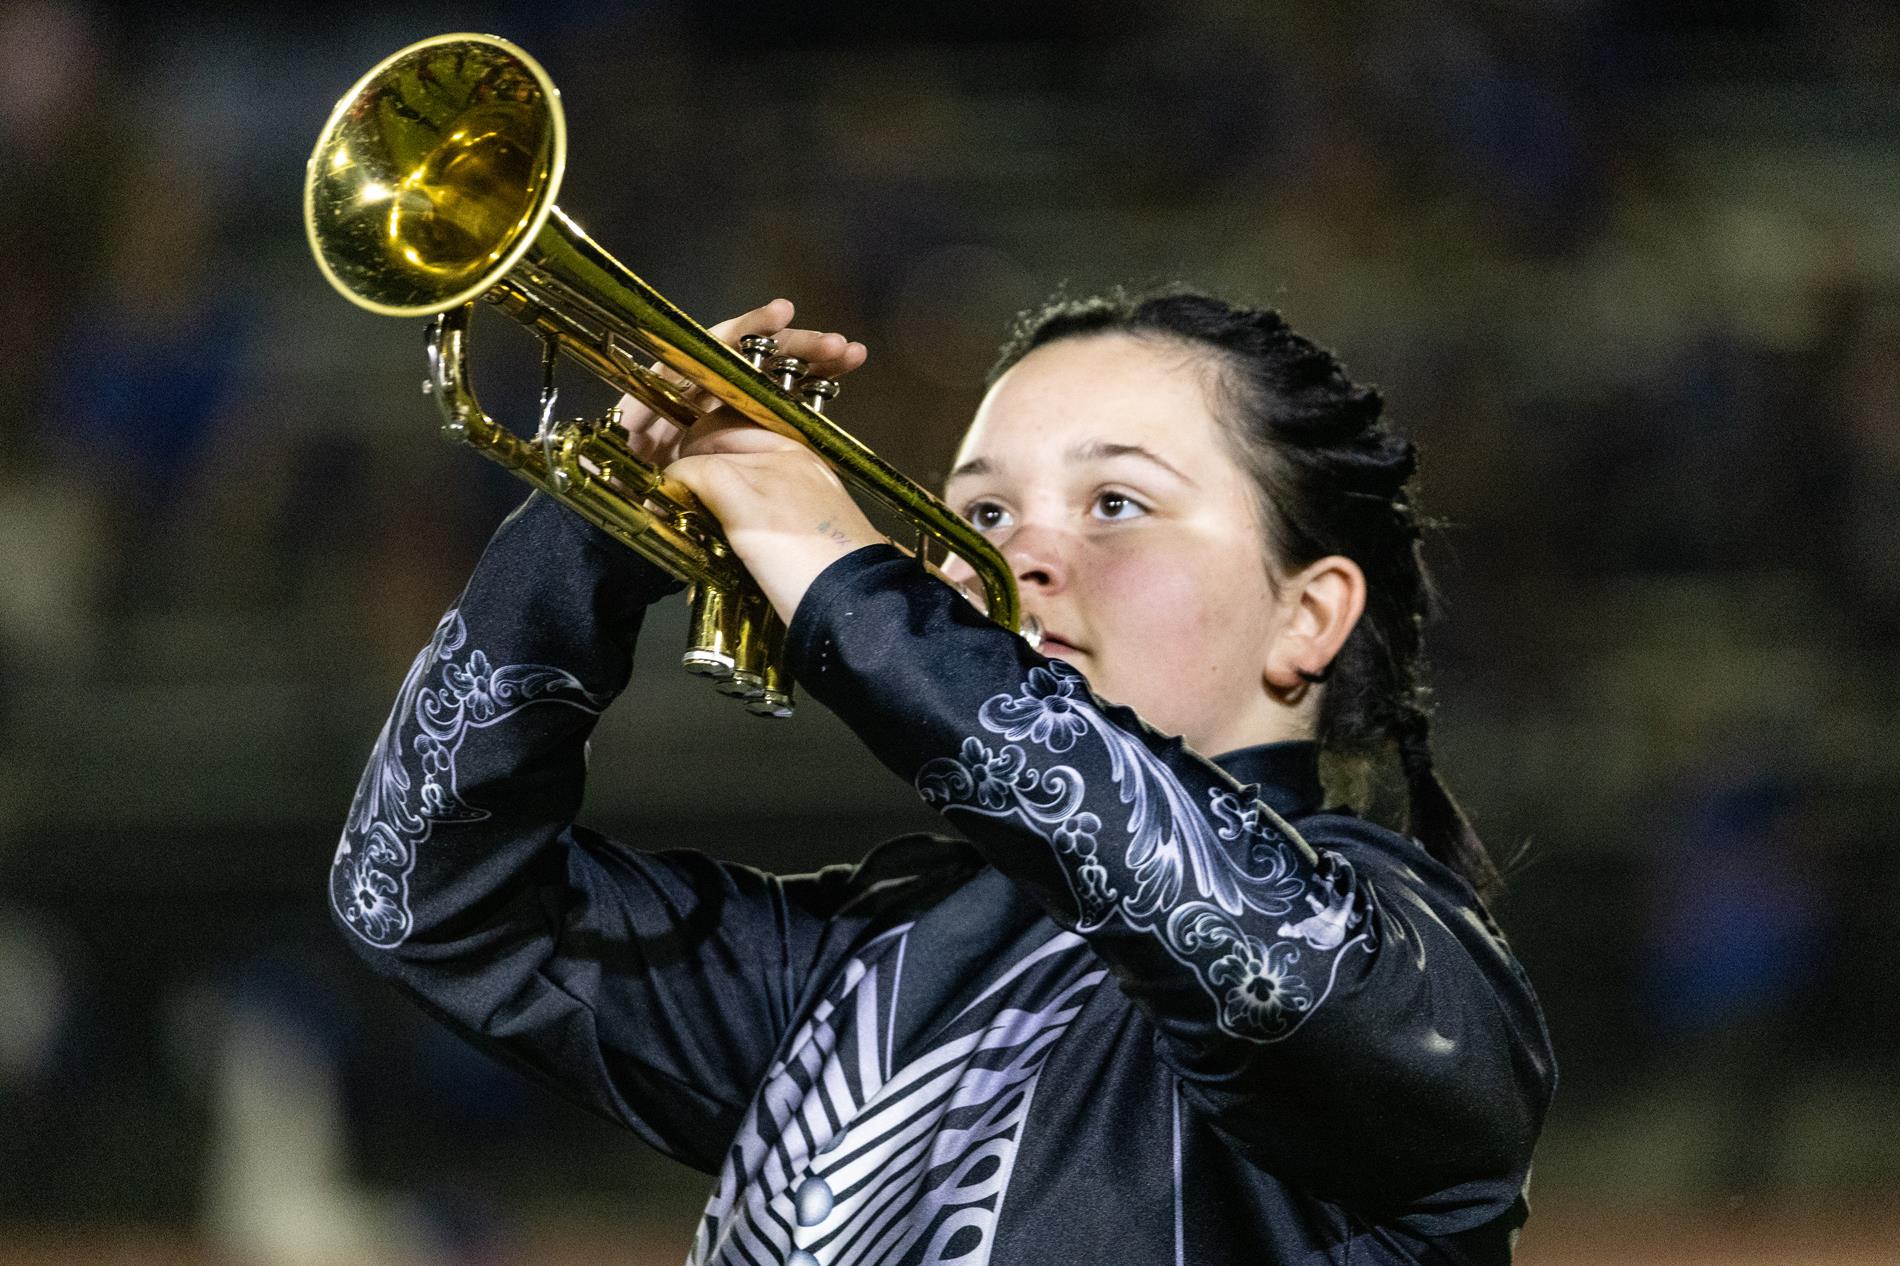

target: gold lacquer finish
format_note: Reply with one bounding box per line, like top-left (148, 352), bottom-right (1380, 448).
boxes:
top-left (304, 33), bottom-right (1036, 717)
top-left (306, 35), bottom-right (565, 315)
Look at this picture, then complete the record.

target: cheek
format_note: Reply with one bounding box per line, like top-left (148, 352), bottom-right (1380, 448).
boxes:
top-left (1084, 539), bottom-right (1274, 670)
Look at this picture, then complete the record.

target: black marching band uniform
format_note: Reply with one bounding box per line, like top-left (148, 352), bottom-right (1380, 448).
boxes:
top-left (329, 494), bottom-right (1556, 1265)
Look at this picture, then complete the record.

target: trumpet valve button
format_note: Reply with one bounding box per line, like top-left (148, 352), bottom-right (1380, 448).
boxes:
top-left (740, 335), bottom-right (779, 369)
top-left (767, 354), bottom-right (809, 392)
top-left (797, 376), bottom-right (841, 413)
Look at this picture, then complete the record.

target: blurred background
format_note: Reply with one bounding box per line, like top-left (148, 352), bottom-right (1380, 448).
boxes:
top-left (1, 0), bottom-right (1896, 1262)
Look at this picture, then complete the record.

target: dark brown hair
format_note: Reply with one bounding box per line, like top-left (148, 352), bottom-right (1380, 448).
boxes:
top-left (989, 288), bottom-right (1505, 902)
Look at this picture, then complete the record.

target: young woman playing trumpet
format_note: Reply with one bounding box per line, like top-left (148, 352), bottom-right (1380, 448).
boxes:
top-left (331, 289), bottom-right (1553, 1265)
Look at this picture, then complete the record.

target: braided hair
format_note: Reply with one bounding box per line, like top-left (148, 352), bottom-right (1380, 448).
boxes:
top-left (988, 288), bottom-right (1505, 903)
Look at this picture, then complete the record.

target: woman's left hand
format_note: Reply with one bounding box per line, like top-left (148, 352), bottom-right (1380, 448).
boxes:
top-left (665, 411), bottom-right (882, 624)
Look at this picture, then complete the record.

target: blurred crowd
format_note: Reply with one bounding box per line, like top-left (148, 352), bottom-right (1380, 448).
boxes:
top-left (1, 0), bottom-right (1897, 1259)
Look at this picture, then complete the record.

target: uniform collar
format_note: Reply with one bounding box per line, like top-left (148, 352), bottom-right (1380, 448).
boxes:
top-left (1211, 739), bottom-right (1324, 818)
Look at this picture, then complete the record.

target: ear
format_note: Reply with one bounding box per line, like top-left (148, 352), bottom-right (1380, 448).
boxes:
top-left (1263, 554), bottom-right (1368, 692)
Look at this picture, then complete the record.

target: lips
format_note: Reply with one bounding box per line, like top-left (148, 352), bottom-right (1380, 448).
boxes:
top-left (1036, 631), bottom-right (1085, 659)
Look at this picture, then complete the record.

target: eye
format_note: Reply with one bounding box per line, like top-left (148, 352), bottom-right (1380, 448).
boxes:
top-left (1091, 490), bottom-right (1148, 522)
top-left (964, 499), bottom-right (1014, 533)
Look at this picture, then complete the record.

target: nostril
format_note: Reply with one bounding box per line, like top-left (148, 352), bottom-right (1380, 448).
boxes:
top-left (1003, 531), bottom-right (1062, 590)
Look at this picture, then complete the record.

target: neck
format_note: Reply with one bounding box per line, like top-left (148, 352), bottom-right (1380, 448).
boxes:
top-left (1194, 685), bottom-right (1318, 757)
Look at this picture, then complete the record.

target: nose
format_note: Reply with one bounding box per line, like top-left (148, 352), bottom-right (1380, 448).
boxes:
top-left (999, 521), bottom-right (1067, 593)
top-left (940, 519), bottom-right (1070, 595)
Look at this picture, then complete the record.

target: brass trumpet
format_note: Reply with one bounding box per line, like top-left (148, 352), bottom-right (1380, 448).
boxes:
top-left (303, 32), bottom-right (1034, 717)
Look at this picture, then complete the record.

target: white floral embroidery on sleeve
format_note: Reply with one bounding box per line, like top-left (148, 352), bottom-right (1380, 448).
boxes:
top-left (330, 609), bottom-right (607, 948)
top-left (917, 662), bottom-right (1375, 1042)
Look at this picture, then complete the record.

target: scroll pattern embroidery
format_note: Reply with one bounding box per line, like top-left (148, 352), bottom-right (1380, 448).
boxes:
top-left (330, 608), bottom-right (606, 948)
top-left (916, 662), bottom-right (1374, 1043)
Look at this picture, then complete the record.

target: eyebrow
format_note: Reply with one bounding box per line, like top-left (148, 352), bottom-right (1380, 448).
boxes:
top-left (945, 441), bottom-right (1196, 487)
top-left (946, 456), bottom-right (993, 483)
top-left (1071, 440), bottom-right (1196, 486)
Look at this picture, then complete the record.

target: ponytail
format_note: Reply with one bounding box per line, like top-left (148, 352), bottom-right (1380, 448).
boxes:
top-left (1395, 709), bottom-right (1504, 902)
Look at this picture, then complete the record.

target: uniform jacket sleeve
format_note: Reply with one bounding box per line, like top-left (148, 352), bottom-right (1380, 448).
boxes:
top-left (784, 544), bottom-right (1556, 1223)
top-left (328, 494), bottom-right (860, 1172)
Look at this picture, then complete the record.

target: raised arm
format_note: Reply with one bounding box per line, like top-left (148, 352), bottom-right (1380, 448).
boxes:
top-left (332, 303), bottom-right (873, 1169)
top-left (781, 544), bottom-right (1555, 1217)
top-left (330, 492), bottom-right (864, 1170)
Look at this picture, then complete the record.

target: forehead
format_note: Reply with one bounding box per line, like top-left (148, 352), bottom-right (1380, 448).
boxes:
top-left (956, 333), bottom-right (1233, 470)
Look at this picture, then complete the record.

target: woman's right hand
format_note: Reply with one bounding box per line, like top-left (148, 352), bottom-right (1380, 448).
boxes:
top-left (615, 298), bottom-right (867, 466)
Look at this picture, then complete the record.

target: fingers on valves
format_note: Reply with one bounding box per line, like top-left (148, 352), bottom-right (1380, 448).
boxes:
top-left (742, 334), bottom-right (845, 414)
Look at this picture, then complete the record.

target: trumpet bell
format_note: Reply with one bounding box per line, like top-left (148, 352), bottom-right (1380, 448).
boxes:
top-left (303, 32), bottom-right (1038, 717)
top-left (304, 33), bottom-right (566, 316)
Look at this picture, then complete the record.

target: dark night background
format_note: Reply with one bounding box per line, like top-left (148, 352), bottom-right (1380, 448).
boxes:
top-left (0, 2), bottom-right (1896, 1262)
